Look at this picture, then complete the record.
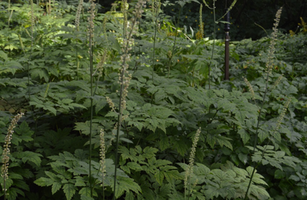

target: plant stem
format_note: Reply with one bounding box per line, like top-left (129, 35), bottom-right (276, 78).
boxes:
top-left (167, 27), bottom-right (177, 78)
top-left (151, 2), bottom-right (158, 103)
top-left (208, 0), bottom-right (217, 89)
top-left (87, 0), bottom-right (96, 197)
top-left (113, 1), bottom-right (128, 198)
top-left (89, 31), bottom-right (94, 199)
top-left (244, 73), bottom-right (270, 199)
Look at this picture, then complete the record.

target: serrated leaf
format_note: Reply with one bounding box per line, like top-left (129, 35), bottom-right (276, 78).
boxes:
top-left (274, 151), bottom-right (285, 158)
top-left (81, 195), bottom-right (94, 200)
top-left (63, 184), bottom-right (76, 200)
top-left (128, 121), bottom-right (143, 131)
top-left (143, 146), bottom-right (159, 158)
top-left (216, 136), bottom-right (233, 150)
top-left (45, 171), bottom-right (58, 181)
top-left (164, 170), bottom-right (182, 182)
top-left (13, 179), bottom-right (30, 191)
top-left (18, 151), bottom-right (42, 167)
top-left (155, 171), bottom-right (165, 185)
top-left (289, 175), bottom-right (300, 182)
top-left (45, 106), bottom-right (57, 115)
top-left (238, 153), bottom-right (248, 164)
top-left (159, 135), bottom-right (169, 151)
top-left (258, 129), bottom-right (269, 143)
top-left (113, 177), bottom-right (141, 198)
top-left (0, 50), bottom-right (8, 61)
top-left (238, 129), bottom-right (250, 144)
top-left (52, 182), bottom-right (62, 194)
top-left (273, 132), bottom-right (281, 142)
top-left (79, 187), bottom-right (92, 197)
top-left (127, 162), bottom-right (143, 171)
top-left (75, 177), bottom-right (86, 187)
top-left (34, 177), bottom-right (53, 186)
top-left (8, 172), bottom-right (23, 180)
top-left (206, 134), bottom-right (216, 149)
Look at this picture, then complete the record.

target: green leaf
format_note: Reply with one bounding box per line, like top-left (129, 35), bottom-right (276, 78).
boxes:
top-left (79, 187), bottom-right (92, 197)
top-left (113, 177), bottom-right (141, 198)
top-left (155, 170), bottom-right (165, 185)
top-left (143, 146), bottom-right (159, 159)
top-left (81, 195), bottom-right (94, 200)
top-left (274, 169), bottom-right (285, 179)
top-left (75, 177), bottom-right (86, 187)
top-left (159, 135), bottom-right (169, 151)
top-left (34, 177), bottom-right (54, 187)
top-left (45, 171), bottom-right (58, 181)
top-left (30, 68), bottom-right (49, 82)
top-left (63, 184), bottom-right (76, 200)
top-left (206, 134), bottom-right (216, 149)
top-left (52, 182), bottom-right (62, 194)
top-left (0, 50), bottom-right (8, 61)
top-left (127, 121), bottom-right (143, 131)
top-left (14, 121), bottom-right (34, 143)
top-left (258, 129), bottom-right (269, 143)
top-left (238, 153), bottom-right (248, 164)
top-left (238, 128), bottom-right (250, 144)
top-left (216, 136), bottom-right (233, 150)
top-left (127, 162), bottom-right (143, 171)
top-left (18, 151), bottom-right (42, 167)
top-left (163, 170), bottom-right (182, 182)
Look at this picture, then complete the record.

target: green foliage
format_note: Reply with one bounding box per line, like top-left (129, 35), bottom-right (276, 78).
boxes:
top-left (34, 149), bottom-right (141, 199)
top-left (0, 1), bottom-right (306, 200)
top-left (248, 145), bottom-right (301, 170)
top-left (177, 161), bottom-right (270, 200)
top-left (119, 146), bottom-right (182, 199)
top-left (0, 121), bottom-right (39, 200)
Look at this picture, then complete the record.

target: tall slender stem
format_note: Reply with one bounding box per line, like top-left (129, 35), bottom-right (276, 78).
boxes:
top-left (244, 72), bottom-right (270, 199)
top-left (113, 1), bottom-right (128, 198)
top-left (89, 42), bottom-right (93, 197)
top-left (208, 0), bottom-right (217, 89)
top-left (112, 1), bottom-right (146, 198)
top-left (244, 7), bottom-right (283, 199)
top-left (87, 0), bottom-right (96, 197)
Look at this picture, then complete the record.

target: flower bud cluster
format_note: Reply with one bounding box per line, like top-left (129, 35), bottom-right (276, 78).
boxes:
top-left (184, 127), bottom-right (201, 193)
top-left (87, 0), bottom-right (96, 54)
top-left (272, 74), bottom-right (283, 89)
top-left (244, 77), bottom-right (255, 100)
top-left (272, 97), bottom-right (291, 136)
top-left (1, 113), bottom-right (24, 192)
top-left (75, 0), bottom-right (83, 31)
top-left (266, 7), bottom-right (282, 75)
top-left (99, 129), bottom-right (106, 187)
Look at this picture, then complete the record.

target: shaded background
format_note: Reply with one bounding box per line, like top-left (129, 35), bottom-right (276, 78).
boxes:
top-left (99, 0), bottom-right (307, 40)
top-left (9, 0), bottom-right (307, 40)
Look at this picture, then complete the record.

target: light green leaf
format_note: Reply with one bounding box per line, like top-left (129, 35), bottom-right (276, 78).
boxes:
top-left (45, 106), bottom-right (57, 115)
top-left (258, 129), bottom-right (269, 143)
top-left (206, 134), bottom-right (216, 149)
top-left (127, 162), bottom-right (143, 171)
top-left (238, 153), bottom-right (248, 164)
top-left (52, 182), bottom-right (62, 194)
top-left (79, 187), bottom-right (92, 197)
top-left (238, 129), bottom-right (250, 144)
top-left (75, 177), bottom-right (86, 187)
top-left (164, 170), bottom-right (182, 182)
top-left (34, 177), bottom-right (53, 187)
top-left (0, 50), bottom-right (8, 61)
top-left (155, 170), bottom-right (165, 185)
top-left (18, 151), bottom-right (42, 167)
top-left (63, 184), bottom-right (76, 200)
top-left (81, 195), bottom-right (94, 200)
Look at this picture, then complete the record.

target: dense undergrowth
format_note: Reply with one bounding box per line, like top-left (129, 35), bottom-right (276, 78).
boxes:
top-left (0, 0), bottom-right (307, 200)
